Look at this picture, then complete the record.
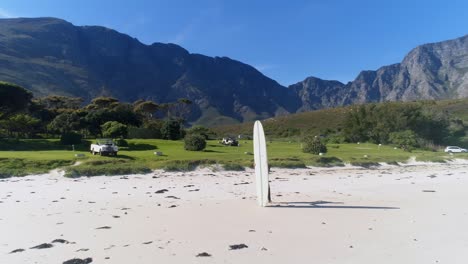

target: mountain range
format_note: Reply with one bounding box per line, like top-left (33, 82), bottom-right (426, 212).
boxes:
top-left (0, 17), bottom-right (467, 125)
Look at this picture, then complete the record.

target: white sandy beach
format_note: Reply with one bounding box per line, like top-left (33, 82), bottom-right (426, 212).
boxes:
top-left (1, 161), bottom-right (468, 264)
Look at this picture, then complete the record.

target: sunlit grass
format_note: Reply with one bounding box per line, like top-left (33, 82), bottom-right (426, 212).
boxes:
top-left (0, 139), bottom-right (466, 177)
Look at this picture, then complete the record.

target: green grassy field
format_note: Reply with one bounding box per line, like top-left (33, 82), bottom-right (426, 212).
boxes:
top-left (0, 139), bottom-right (466, 177)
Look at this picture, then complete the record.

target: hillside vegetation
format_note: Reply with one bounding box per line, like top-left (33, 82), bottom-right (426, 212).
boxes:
top-left (212, 99), bottom-right (468, 145)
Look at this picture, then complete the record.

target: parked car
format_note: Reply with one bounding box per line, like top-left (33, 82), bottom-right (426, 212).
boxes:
top-left (444, 146), bottom-right (467, 153)
top-left (90, 139), bottom-right (119, 156)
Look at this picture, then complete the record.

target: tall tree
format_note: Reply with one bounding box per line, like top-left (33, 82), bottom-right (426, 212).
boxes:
top-left (133, 100), bottom-right (159, 119)
top-left (35, 95), bottom-right (83, 111)
top-left (0, 82), bottom-right (33, 119)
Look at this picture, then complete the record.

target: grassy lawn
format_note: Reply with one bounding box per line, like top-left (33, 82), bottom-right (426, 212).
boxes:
top-left (1, 139), bottom-right (466, 177)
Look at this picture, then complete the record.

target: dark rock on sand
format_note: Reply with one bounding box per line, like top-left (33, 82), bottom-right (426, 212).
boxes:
top-left (96, 226), bottom-right (112, 229)
top-left (52, 239), bottom-right (69, 244)
top-left (196, 252), bottom-right (212, 257)
top-left (229, 244), bottom-right (248, 250)
top-left (63, 257), bottom-right (93, 264)
top-left (9, 248), bottom-right (25, 254)
top-left (30, 243), bottom-right (53, 249)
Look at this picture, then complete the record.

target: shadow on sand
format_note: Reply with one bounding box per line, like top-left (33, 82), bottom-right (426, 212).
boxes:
top-left (267, 200), bottom-right (399, 210)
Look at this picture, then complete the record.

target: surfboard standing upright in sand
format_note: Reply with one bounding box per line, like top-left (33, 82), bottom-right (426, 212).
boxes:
top-left (253, 120), bottom-right (270, 207)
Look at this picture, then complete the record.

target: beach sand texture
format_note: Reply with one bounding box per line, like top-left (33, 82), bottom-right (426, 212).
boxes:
top-left (1, 162), bottom-right (468, 263)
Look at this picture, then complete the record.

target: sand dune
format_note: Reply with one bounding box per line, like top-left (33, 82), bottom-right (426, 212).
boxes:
top-left (1, 162), bottom-right (468, 263)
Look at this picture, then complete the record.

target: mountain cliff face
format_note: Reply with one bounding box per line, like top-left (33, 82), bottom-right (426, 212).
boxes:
top-left (292, 35), bottom-right (468, 109)
top-left (0, 17), bottom-right (298, 125)
top-left (0, 17), bottom-right (467, 125)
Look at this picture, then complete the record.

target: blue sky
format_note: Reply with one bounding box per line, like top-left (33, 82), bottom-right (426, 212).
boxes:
top-left (1, 0), bottom-right (467, 86)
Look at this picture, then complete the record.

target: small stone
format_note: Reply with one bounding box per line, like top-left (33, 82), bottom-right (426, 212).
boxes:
top-left (9, 248), bottom-right (25, 254)
top-left (62, 257), bottom-right (93, 264)
top-left (52, 239), bottom-right (69, 244)
top-left (229, 244), bottom-right (248, 250)
top-left (30, 243), bottom-right (53, 249)
top-left (96, 226), bottom-right (111, 230)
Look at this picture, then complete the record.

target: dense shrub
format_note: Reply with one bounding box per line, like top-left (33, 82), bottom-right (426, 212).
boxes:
top-left (60, 132), bottom-right (82, 145)
top-left (302, 135), bottom-right (327, 155)
top-left (161, 119), bottom-right (183, 140)
top-left (101, 121), bottom-right (128, 138)
top-left (184, 134), bottom-right (206, 151)
top-left (389, 130), bottom-right (419, 152)
top-left (186, 125), bottom-right (216, 140)
top-left (343, 102), bottom-right (450, 144)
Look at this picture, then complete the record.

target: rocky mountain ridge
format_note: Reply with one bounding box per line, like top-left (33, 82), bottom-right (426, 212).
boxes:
top-left (0, 17), bottom-right (467, 125)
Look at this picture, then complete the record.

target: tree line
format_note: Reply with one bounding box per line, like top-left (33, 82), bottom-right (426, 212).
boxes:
top-left (0, 82), bottom-right (207, 143)
top-left (340, 102), bottom-right (465, 150)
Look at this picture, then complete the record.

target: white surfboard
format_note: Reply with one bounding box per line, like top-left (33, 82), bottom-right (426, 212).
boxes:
top-left (253, 120), bottom-right (269, 207)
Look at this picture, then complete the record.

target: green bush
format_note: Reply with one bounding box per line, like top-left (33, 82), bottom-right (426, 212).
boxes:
top-left (184, 134), bottom-right (206, 151)
top-left (60, 132), bottom-right (82, 145)
top-left (186, 125), bottom-right (216, 140)
top-left (101, 121), bottom-right (128, 138)
top-left (389, 130), bottom-right (419, 152)
top-left (302, 135), bottom-right (327, 155)
top-left (161, 119), bottom-right (182, 140)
